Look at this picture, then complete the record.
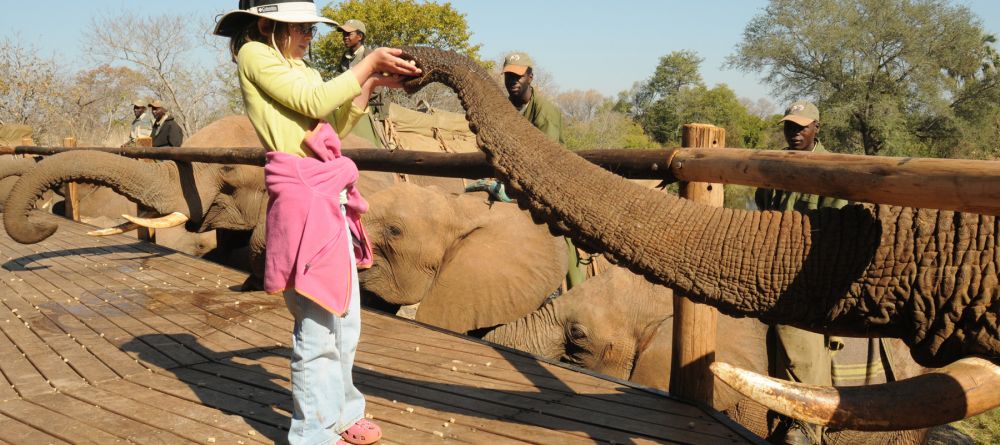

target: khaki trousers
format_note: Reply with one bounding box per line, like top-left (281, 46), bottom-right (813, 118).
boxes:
top-left (774, 324), bottom-right (832, 385)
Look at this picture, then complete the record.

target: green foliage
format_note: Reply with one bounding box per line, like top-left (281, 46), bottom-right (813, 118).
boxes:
top-left (619, 51), bottom-right (703, 143)
top-left (564, 110), bottom-right (658, 150)
top-left (730, 0), bottom-right (999, 157)
top-left (313, 0), bottom-right (484, 79)
top-left (555, 90), bottom-right (657, 150)
top-left (724, 184), bottom-right (758, 210)
top-left (617, 51), bottom-right (761, 148)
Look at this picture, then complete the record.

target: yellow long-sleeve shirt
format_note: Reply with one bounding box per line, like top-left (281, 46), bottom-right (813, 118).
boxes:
top-left (238, 41), bottom-right (365, 158)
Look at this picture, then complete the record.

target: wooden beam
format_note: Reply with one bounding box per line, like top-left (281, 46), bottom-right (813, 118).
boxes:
top-left (5, 144), bottom-right (1000, 215)
top-left (670, 124), bottom-right (721, 406)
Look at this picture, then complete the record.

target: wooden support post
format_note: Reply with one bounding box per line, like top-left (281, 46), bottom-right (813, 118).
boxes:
top-left (669, 123), bottom-right (722, 406)
top-left (135, 137), bottom-right (155, 242)
top-left (62, 138), bottom-right (80, 221)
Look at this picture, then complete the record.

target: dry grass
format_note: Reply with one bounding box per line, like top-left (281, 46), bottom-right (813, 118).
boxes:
top-left (950, 408), bottom-right (1000, 444)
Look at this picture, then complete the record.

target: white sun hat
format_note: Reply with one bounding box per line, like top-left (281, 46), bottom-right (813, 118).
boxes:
top-left (214, 0), bottom-right (338, 37)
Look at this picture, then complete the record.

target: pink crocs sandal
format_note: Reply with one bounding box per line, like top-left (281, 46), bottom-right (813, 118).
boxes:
top-left (340, 418), bottom-right (382, 445)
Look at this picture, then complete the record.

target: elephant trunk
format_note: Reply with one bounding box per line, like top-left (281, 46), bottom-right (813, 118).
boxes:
top-left (483, 301), bottom-right (565, 360)
top-left (0, 156), bottom-right (37, 182)
top-left (4, 151), bottom-right (181, 244)
top-left (0, 156), bottom-right (38, 211)
top-left (399, 46), bottom-right (1000, 368)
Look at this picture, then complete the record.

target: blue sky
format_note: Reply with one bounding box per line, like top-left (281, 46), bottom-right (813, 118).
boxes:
top-left (4, 0), bottom-right (999, 107)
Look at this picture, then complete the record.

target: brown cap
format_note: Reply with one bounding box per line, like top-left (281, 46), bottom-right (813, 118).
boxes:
top-left (780, 100), bottom-right (819, 126)
top-left (148, 100), bottom-right (165, 109)
top-left (502, 52), bottom-right (534, 76)
top-left (132, 99), bottom-right (147, 108)
top-left (337, 19), bottom-right (366, 34)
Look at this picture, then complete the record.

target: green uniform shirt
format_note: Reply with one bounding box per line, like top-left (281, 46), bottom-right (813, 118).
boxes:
top-left (337, 44), bottom-right (373, 75)
top-left (754, 142), bottom-right (848, 211)
top-left (520, 88), bottom-right (564, 144)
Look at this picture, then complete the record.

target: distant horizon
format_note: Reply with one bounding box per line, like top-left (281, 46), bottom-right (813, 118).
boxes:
top-left (5, 0), bottom-right (1000, 113)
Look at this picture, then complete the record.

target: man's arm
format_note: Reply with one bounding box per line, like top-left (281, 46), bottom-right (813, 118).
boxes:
top-left (168, 123), bottom-right (184, 147)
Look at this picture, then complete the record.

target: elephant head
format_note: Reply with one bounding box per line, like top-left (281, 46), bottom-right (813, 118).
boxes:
top-left (359, 182), bottom-right (567, 333)
top-left (3, 116), bottom-right (270, 284)
top-left (484, 266), bottom-right (673, 381)
top-left (397, 47), bottom-right (1000, 429)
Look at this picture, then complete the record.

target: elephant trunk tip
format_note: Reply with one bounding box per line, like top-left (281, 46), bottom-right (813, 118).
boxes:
top-left (3, 214), bottom-right (58, 245)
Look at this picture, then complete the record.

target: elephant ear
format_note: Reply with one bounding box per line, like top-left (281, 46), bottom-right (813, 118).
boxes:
top-left (629, 317), bottom-right (673, 390)
top-left (415, 197), bottom-right (567, 333)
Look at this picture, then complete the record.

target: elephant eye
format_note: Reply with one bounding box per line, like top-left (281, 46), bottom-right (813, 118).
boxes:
top-left (568, 323), bottom-right (588, 341)
top-left (385, 224), bottom-right (402, 237)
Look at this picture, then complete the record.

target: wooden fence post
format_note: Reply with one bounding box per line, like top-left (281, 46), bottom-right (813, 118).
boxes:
top-left (135, 137), bottom-right (156, 242)
top-left (62, 138), bottom-right (80, 221)
top-left (669, 123), bottom-right (723, 406)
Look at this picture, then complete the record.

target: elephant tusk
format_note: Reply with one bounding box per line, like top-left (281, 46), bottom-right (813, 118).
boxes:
top-left (121, 212), bottom-right (189, 229)
top-left (710, 357), bottom-right (1000, 431)
top-left (87, 221), bottom-right (140, 236)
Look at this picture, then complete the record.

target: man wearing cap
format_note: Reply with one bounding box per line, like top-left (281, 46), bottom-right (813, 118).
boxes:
top-left (754, 100), bottom-right (846, 445)
top-left (336, 19), bottom-right (373, 74)
top-left (148, 100), bottom-right (184, 148)
top-left (123, 99), bottom-right (154, 147)
top-left (502, 52), bottom-right (564, 144)
top-left (335, 19), bottom-right (388, 148)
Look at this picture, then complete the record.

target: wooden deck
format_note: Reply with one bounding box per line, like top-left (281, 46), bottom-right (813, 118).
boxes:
top-left (0, 212), bottom-right (762, 444)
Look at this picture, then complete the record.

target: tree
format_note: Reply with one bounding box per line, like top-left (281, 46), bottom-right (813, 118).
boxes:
top-left (314, 0), bottom-right (483, 74)
top-left (85, 12), bottom-right (230, 138)
top-left (615, 52), bottom-right (761, 148)
top-left (64, 65), bottom-right (146, 145)
top-left (0, 39), bottom-right (69, 144)
top-left (729, 0), bottom-right (999, 156)
top-left (551, 89), bottom-right (656, 150)
top-left (616, 50), bottom-right (704, 142)
top-left (555, 89), bottom-right (606, 122)
top-left (311, 0), bottom-right (486, 112)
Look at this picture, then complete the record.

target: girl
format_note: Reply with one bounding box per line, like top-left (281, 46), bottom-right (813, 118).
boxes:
top-left (214, 2), bottom-right (420, 444)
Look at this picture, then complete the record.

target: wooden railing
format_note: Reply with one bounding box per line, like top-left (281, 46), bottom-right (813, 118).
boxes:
top-left (7, 130), bottom-right (1000, 408)
top-left (6, 143), bottom-right (999, 215)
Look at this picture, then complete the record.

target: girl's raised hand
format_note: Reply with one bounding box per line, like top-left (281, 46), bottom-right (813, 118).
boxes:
top-left (368, 47), bottom-right (421, 77)
top-left (351, 47), bottom-right (420, 87)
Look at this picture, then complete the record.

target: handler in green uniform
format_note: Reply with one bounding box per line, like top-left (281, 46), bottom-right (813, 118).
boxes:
top-left (754, 101), bottom-right (846, 445)
top-left (502, 52), bottom-right (586, 288)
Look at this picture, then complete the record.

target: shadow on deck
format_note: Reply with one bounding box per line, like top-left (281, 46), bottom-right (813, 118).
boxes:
top-left (0, 212), bottom-right (761, 444)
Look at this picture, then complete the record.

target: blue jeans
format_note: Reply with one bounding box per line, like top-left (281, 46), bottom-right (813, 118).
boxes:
top-left (282, 208), bottom-right (365, 445)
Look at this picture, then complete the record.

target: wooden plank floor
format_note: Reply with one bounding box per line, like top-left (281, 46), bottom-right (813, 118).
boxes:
top-left (0, 212), bottom-right (763, 444)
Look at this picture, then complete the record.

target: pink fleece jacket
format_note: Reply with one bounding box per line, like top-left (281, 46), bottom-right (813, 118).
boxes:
top-left (263, 122), bottom-right (372, 315)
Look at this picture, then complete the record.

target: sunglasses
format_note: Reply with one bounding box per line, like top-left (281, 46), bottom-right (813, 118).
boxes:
top-left (291, 23), bottom-right (318, 36)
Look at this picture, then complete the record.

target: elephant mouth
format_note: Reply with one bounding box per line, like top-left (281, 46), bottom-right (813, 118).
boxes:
top-left (356, 261), bottom-right (423, 306)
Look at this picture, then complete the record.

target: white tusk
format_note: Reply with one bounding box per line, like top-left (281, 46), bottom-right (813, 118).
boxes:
top-left (711, 357), bottom-right (1000, 431)
top-left (121, 212), bottom-right (189, 229)
top-left (87, 222), bottom-right (140, 236)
